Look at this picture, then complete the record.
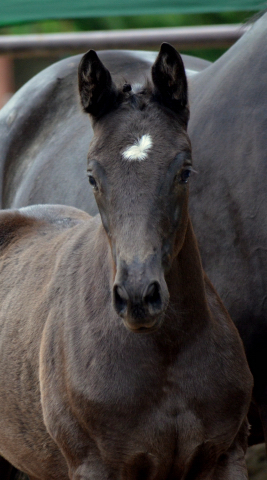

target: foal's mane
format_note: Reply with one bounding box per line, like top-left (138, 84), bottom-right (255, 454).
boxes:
top-left (117, 79), bottom-right (189, 125)
top-left (118, 79), bottom-right (153, 111)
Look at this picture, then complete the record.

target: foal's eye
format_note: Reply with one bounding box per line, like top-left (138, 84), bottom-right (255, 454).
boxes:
top-left (179, 168), bottom-right (192, 184)
top-left (88, 174), bottom-right (98, 190)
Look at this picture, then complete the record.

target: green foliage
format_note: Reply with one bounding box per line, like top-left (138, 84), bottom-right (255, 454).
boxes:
top-left (69, 11), bottom-right (257, 61)
top-left (0, 11), bottom-right (258, 62)
top-left (0, 11), bottom-right (256, 35)
top-left (72, 11), bottom-right (256, 31)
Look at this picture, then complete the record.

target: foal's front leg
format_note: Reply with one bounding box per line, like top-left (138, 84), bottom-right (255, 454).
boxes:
top-left (212, 450), bottom-right (248, 480)
top-left (68, 459), bottom-right (111, 480)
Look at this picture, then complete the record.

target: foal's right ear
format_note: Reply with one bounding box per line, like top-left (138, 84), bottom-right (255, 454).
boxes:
top-left (78, 50), bottom-right (118, 119)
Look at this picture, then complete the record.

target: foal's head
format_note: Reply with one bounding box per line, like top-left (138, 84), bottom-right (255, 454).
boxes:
top-left (78, 43), bottom-right (192, 332)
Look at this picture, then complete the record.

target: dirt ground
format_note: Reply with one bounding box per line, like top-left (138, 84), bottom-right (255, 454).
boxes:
top-left (247, 443), bottom-right (267, 480)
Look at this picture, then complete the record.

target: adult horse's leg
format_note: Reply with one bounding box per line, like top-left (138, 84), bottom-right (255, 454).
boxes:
top-left (15, 473), bottom-right (29, 480)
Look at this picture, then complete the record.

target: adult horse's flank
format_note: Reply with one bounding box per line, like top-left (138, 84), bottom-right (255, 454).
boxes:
top-left (0, 45), bottom-right (252, 480)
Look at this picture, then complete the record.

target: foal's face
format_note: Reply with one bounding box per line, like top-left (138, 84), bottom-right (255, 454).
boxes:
top-left (79, 44), bottom-right (191, 331)
top-left (87, 102), bottom-right (191, 269)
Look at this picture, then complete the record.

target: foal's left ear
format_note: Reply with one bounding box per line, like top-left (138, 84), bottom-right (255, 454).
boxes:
top-left (152, 43), bottom-right (188, 118)
top-left (78, 50), bottom-right (118, 119)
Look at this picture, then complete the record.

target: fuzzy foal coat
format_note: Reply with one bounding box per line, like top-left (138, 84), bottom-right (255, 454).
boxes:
top-left (0, 205), bottom-right (252, 480)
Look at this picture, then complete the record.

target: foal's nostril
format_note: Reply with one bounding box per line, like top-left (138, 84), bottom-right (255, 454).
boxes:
top-left (144, 281), bottom-right (162, 313)
top-left (114, 280), bottom-right (163, 322)
top-left (113, 285), bottom-right (128, 316)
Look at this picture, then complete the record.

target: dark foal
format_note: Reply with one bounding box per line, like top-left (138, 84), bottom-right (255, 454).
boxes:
top-left (0, 44), bottom-right (252, 480)
top-left (0, 15), bottom-right (266, 449)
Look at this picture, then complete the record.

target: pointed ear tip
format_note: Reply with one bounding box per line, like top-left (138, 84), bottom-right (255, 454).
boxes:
top-left (159, 43), bottom-right (184, 63)
top-left (81, 49), bottom-right (98, 61)
top-left (79, 49), bottom-right (99, 73)
top-left (160, 42), bottom-right (176, 53)
top-left (160, 42), bottom-right (172, 48)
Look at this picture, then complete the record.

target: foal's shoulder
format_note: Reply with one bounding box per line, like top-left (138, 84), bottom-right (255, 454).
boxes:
top-left (0, 204), bottom-right (92, 249)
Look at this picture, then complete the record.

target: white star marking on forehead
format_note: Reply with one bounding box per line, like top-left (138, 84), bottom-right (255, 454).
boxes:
top-left (122, 134), bottom-right (153, 161)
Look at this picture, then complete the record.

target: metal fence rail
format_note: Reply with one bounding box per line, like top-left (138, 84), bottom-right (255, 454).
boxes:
top-left (0, 24), bottom-right (249, 57)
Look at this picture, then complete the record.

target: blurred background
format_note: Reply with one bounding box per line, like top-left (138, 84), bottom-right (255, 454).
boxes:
top-left (0, 0), bottom-right (263, 108)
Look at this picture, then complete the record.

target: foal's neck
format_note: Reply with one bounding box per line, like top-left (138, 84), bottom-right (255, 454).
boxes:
top-left (165, 219), bottom-right (211, 333)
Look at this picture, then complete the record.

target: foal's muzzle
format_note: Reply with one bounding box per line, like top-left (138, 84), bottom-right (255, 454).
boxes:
top-left (113, 258), bottom-right (169, 332)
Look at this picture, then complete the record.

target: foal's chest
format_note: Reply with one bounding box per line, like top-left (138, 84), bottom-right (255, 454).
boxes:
top-left (71, 339), bottom-right (210, 480)
top-left (54, 323), bottom-right (237, 480)
top-left (82, 385), bottom-right (206, 480)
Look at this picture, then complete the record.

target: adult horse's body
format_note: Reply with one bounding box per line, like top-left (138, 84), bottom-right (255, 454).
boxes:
top-left (188, 13), bottom-right (267, 445)
top-left (0, 14), bottom-right (266, 446)
top-left (0, 45), bottom-right (253, 480)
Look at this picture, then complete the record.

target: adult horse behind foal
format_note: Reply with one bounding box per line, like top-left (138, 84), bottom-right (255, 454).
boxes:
top-left (0, 44), bottom-right (253, 480)
top-left (187, 13), bottom-right (267, 446)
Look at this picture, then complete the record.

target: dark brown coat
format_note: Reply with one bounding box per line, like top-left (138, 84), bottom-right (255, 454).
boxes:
top-left (0, 45), bottom-right (252, 480)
